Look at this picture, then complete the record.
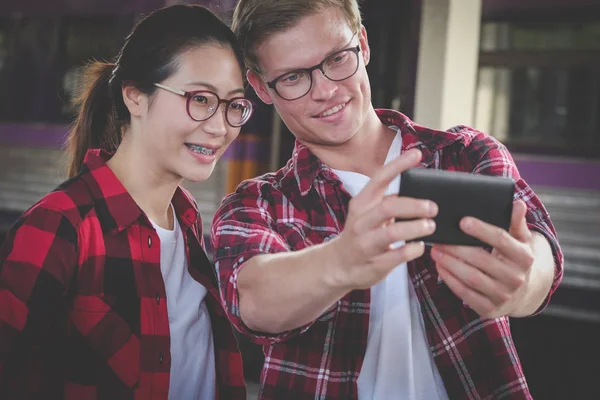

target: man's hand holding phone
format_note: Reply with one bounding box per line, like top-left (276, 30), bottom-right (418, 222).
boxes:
top-left (326, 150), bottom-right (541, 320)
top-left (431, 201), bottom-right (538, 319)
top-left (395, 167), bottom-right (541, 319)
top-left (326, 149), bottom-right (438, 291)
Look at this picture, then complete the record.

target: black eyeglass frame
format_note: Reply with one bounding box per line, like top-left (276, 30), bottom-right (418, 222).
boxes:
top-left (265, 45), bottom-right (362, 101)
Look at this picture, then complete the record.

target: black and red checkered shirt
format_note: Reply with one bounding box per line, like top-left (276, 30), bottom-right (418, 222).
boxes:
top-left (212, 109), bottom-right (564, 400)
top-left (0, 149), bottom-right (246, 399)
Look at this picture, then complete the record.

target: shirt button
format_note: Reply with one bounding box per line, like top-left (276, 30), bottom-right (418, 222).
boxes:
top-left (159, 352), bottom-right (164, 364)
top-left (156, 293), bottom-right (160, 305)
top-left (148, 236), bottom-right (152, 248)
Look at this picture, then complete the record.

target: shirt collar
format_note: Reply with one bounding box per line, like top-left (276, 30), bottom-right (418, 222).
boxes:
top-left (284, 109), bottom-right (459, 196)
top-left (79, 149), bottom-right (200, 234)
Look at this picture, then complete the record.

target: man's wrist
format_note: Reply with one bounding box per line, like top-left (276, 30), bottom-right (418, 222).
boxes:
top-left (319, 237), bottom-right (355, 293)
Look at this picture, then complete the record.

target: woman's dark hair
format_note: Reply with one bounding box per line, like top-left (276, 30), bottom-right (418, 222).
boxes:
top-left (66, 4), bottom-right (244, 178)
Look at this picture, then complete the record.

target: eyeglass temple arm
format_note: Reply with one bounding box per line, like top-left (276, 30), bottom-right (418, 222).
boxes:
top-left (154, 83), bottom-right (186, 96)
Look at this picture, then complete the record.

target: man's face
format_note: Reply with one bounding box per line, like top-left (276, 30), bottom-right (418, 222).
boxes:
top-left (249, 7), bottom-right (372, 149)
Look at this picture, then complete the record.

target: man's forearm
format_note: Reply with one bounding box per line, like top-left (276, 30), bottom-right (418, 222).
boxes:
top-left (236, 239), bottom-right (351, 334)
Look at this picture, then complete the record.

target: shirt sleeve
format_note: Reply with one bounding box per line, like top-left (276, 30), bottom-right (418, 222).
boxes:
top-left (0, 204), bottom-right (78, 386)
top-left (211, 181), bottom-right (314, 345)
top-left (464, 129), bottom-right (564, 314)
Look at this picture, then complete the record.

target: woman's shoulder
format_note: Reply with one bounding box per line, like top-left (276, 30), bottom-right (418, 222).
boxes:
top-left (24, 174), bottom-right (95, 229)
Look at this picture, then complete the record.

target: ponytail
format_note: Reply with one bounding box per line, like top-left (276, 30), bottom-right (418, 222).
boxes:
top-left (66, 62), bottom-right (121, 178)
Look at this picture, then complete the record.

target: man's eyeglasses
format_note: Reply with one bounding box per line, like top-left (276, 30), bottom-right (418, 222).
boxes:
top-left (265, 45), bottom-right (361, 101)
top-left (153, 83), bottom-right (254, 127)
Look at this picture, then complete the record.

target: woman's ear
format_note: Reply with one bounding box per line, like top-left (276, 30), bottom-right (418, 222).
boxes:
top-left (121, 84), bottom-right (147, 118)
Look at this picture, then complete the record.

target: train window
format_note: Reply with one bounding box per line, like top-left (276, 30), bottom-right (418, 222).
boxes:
top-left (0, 19), bottom-right (6, 125)
top-left (480, 22), bottom-right (600, 52)
top-left (59, 16), bottom-right (132, 117)
top-left (475, 22), bottom-right (600, 158)
top-left (0, 15), bottom-right (132, 123)
top-left (0, 18), bottom-right (62, 123)
top-left (0, 20), bottom-right (7, 77)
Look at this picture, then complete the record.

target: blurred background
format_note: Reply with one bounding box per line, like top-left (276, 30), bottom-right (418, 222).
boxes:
top-left (0, 0), bottom-right (598, 398)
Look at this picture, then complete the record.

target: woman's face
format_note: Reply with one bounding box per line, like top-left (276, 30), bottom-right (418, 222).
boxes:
top-left (138, 44), bottom-right (247, 183)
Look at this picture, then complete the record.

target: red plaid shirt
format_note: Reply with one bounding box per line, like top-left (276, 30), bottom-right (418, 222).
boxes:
top-left (212, 110), bottom-right (564, 400)
top-left (0, 149), bottom-right (245, 399)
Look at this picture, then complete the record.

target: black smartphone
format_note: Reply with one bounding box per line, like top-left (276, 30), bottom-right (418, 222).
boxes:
top-left (397, 168), bottom-right (515, 246)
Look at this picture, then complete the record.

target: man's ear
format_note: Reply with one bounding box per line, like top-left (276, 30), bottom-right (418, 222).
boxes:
top-left (358, 25), bottom-right (371, 66)
top-left (247, 70), bottom-right (274, 105)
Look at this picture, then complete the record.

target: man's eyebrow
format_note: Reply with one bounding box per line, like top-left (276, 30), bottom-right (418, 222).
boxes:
top-left (270, 35), bottom-right (356, 76)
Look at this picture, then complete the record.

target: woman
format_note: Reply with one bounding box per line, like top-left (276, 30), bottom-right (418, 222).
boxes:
top-left (0, 5), bottom-right (253, 399)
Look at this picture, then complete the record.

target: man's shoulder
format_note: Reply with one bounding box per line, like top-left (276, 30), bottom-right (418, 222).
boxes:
top-left (233, 169), bottom-right (286, 196)
top-left (238, 170), bottom-right (282, 190)
top-left (408, 122), bottom-right (495, 154)
top-left (440, 124), bottom-right (497, 148)
top-left (213, 169), bottom-right (291, 230)
top-left (231, 154), bottom-right (309, 195)
top-left (376, 109), bottom-right (498, 154)
top-left (406, 125), bottom-right (504, 169)
top-left (219, 168), bottom-right (290, 210)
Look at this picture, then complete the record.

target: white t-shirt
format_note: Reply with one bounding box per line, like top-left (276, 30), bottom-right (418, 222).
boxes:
top-left (332, 128), bottom-right (448, 400)
top-left (150, 207), bottom-right (216, 400)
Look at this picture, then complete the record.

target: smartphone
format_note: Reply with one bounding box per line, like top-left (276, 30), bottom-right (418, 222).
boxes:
top-left (397, 168), bottom-right (515, 246)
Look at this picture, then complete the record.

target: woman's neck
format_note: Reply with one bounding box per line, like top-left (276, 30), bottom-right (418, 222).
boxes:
top-left (106, 138), bottom-right (181, 230)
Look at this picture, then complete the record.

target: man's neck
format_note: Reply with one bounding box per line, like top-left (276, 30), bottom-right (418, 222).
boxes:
top-left (304, 108), bottom-right (396, 177)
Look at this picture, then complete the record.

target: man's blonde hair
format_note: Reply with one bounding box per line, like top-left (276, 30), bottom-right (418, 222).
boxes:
top-left (232, 0), bottom-right (362, 73)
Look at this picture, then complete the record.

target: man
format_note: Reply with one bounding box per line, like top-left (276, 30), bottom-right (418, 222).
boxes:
top-left (212, 1), bottom-right (563, 398)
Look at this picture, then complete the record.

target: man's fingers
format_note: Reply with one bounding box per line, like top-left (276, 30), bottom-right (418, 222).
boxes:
top-left (460, 217), bottom-right (534, 268)
top-left (351, 149), bottom-right (422, 209)
top-left (436, 263), bottom-right (498, 318)
top-left (371, 241), bottom-right (427, 272)
top-left (508, 200), bottom-right (531, 242)
top-left (433, 244), bottom-right (526, 290)
top-left (361, 218), bottom-right (436, 255)
top-left (432, 247), bottom-right (512, 305)
top-left (353, 195), bottom-right (437, 232)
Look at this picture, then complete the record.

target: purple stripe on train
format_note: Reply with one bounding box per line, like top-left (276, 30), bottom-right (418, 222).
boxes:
top-left (1, 123), bottom-right (598, 190)
top-left (0, 123), bottom-right (68, 148)
top-left (514, 155), bottom-right (600, 191)
top-left (0, 124), bottom-right (271, 162)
